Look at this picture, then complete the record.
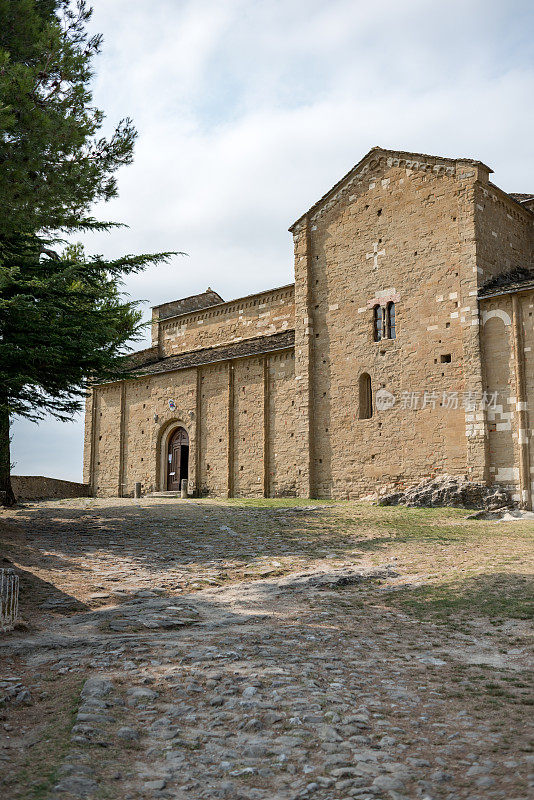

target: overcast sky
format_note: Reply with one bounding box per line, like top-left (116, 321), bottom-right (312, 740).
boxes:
top-left (11, 0), bottom-right (534, 481)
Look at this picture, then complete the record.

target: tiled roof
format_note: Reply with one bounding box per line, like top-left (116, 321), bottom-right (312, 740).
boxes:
top-left (128, 330), bottom-right (295, 377)
top-left (509, 193), bottom-right (534, 203)
top-left (479, 267), bottom-right (534, 299)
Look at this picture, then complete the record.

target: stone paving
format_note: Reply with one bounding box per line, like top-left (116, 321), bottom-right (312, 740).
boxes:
top-left (0, 498), bottom-right (532, 800)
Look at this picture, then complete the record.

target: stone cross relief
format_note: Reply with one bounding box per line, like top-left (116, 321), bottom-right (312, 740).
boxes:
top-left (366, 242), bottom-right (386, 270)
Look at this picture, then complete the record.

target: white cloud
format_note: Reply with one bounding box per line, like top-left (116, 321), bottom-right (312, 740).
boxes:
top-left (11, 0), bottom-right (534, 480)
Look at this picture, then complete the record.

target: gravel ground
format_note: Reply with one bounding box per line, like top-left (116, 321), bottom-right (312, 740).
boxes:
top-left (0, 497), bottom-right (532, 800)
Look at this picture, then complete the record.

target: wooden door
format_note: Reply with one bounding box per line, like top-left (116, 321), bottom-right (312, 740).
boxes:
top-left (167, 428), bottom-right (189, 491)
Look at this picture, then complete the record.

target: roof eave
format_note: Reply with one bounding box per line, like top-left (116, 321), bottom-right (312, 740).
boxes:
top-left (488, 183), bottom-right (534, 217)
top-left (153, 283), bottom-right (295, 325)
top-left (132, 341), bottom-right (295, 379)
top-left (129, 330), bottom-right (296, 379)
top-left (479, 281), bottom-right (534, 300)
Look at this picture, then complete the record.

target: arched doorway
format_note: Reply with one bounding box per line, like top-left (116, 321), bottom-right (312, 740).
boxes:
top-left (167, 427), bottom-right (189, 491)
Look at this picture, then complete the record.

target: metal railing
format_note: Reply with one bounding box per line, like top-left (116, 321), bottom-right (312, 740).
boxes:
top-left (0, 569), bottom-right (19, 632)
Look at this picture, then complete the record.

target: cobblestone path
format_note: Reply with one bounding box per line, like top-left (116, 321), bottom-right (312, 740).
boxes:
top-left (0, 498), bottom-right (532, 800)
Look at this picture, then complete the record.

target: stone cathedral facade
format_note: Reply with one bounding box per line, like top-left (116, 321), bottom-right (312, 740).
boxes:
top-left (84, 147), bottom-right (534, 507)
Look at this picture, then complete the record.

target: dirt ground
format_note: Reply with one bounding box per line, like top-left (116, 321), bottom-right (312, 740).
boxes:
top-left (0, 497), bottom-right (532, 800)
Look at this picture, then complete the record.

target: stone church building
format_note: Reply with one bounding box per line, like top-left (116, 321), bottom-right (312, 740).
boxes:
top-left (84, 147), bottom-right (534, 507)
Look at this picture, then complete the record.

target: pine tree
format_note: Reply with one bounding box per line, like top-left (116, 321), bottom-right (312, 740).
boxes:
top-left (0, 1), bottom-right (177, 504)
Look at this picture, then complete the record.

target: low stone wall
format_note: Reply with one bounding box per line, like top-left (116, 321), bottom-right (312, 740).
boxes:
top-left (11, 476), bottom-right (92, 501)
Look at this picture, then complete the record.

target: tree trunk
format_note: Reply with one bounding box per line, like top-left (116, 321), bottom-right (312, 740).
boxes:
top-left (0, 400), bottom-right (16, 506)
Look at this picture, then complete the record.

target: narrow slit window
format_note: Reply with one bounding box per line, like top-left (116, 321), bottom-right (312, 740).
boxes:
top-left (373, 305), bottom-right (383, 342)
top-left (387, 302), bottom-right (396, 339)
top-left (359, 373), bottom-right (373, 419)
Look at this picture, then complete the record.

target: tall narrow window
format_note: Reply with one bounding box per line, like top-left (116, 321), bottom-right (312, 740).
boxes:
top-left (359, 373), bottom-right (372, 419)
top-left (386, 302), bottom-right (396, 339)
top-left (373, 305), bottom-right (383, 342)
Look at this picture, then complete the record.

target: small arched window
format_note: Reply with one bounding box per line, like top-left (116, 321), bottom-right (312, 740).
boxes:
top-left (386, 302), bottom-right (396, 339)
top-left (373, 305), bottom-right (383, 342)
top-left (359, 372), bottom-right (372, 419)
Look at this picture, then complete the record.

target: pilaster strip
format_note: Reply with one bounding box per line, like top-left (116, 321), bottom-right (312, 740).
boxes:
top-left (303, 215), bottom-right (315, 497)
top-left (511, 294), bottom-right (532, 510)
top-left (263, 355), bottom-right (270, 497)
top-left (89, 389), bottom-right (98, 495)
top-left (227, 361), bottom-right (235, 498)
top-left (118, 381), bottom-right (127, 497)
top-left (195, 367), bottom-right (202, 495)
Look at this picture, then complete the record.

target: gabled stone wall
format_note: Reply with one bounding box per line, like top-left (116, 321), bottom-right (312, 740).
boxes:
top-left (291, 153), bottom-right (486, 498)
top-left (155, 285), bottom-right (294, 357)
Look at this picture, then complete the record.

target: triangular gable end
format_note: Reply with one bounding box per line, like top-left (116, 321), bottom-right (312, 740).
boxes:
top-left (288, 146), bottom-right (493, 232)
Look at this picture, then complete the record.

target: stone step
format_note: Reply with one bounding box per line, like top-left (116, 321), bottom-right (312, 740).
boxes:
top-left (144, 491), bottom-right (185, 498)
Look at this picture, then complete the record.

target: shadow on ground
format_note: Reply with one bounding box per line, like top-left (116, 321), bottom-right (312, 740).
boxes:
top-left (0, 499), bottom-right (486, 577)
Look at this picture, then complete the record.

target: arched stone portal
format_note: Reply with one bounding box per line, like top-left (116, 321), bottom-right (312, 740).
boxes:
top-left (166, 427), bottom-right (189, 491)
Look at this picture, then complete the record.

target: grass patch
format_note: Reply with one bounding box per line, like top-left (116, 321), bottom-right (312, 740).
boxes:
top-left (5, 677), bottom-right (83, 800)
top-left (224, 497), bottom-right (335, 508)
top-left (388, 572), bottom-right (534, 622)
top-left (200, 501), bottom-right (534, 628)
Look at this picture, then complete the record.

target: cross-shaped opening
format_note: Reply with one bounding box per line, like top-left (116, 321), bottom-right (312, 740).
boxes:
top-left (366, 242), bottom-right (386, 269)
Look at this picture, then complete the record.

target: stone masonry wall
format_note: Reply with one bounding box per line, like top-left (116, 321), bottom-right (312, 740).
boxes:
top-left (199, 363), bottom-right (229, 497)
top-left (523, 290), bottom-right (534, 505)
top-left (292, 153), bottom-right (487, 499)
top-left (233, 358), bottom-right (265, 497)
top-left (11, 476), bottom-right (91, 501)
top-left (157, 285), bottom-right (294, 358)
top-left (292, 218), bottom-right (314, 498)
top-left (475, 185), bottom-right (533, 281)
top-left (481, 289), bottom-right (534, 506)
top-left (87, 371), bottom-right (199, 497)
top-left (87, 349), bottom-right (297, 498)
top-left (268, 351), bottom-right (297, 496)
top-left (480, 300), bottom-right (518, 500)
top-left (83, 390), bottom-right (94, 485)
top-left (123, 370), bottom-right (198, 496)
top-left (91, 383), bottom-right (122, 497)
top-left (475, 181), bottom-right (533, 506)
